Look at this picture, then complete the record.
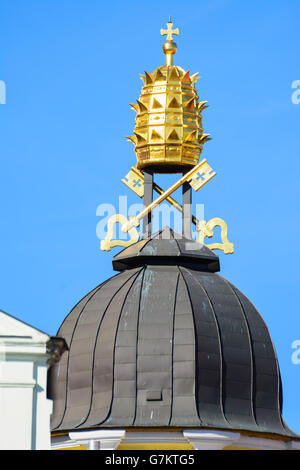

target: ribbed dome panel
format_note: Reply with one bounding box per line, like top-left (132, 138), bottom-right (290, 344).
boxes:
top-left (48, 230), bottom-right (297, 437)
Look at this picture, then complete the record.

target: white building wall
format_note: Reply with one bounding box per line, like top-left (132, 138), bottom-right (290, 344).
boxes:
top-left (0, 311), bottom-right (62, 450)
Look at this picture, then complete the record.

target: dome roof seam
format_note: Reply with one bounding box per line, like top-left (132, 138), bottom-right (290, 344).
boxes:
top-left (168, 272), bottom-right (180, 426)
top-left (99, 268), bottom-right (145, 428)
top-left (75, 268), bottom-right (143, 429)
top-left (56, 274), bottom-right (119, 337)
top-left (132, 267), bottom-right (146, 426)
top-left (138, 233), bottom-right (158, 253)
top-left (179, 266), bottom-right (229, 428)
top-left (228, 282), bottom-right (290, 436)
top-left (173, 233), bottom-right (181, 255)
top-left (176, 267), bottom-right (202, 427)
top-left (52, 277), bottom-right (117, 430)
top-left (220, 276), bottom-right (258, 429)
top-left (55, 268), bottom-right (142, 431)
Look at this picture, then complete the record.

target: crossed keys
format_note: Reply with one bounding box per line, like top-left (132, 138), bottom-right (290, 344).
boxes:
top-left (100, 159), bottom-right (234, 254)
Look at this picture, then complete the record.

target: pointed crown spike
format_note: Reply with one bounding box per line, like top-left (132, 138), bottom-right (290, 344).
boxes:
top-left (126, 135), bottom-right (137, 144)
top-left (139, 74), bottom-right (146, 84)
top-left (134, 131), bottom-right (147, 144)
top-left (199, 133), bottom-right (211, 144)
top-left (198, 101), bottom-right (209, 112)
top-left (181, 70), bottom-right (191, 84)
top-left (136, 99), bottom-right (148, 113)
top-left (183, 97), bottom-right (195, 111)
top-left (184, 130), bottom-right (197, 143)
top-left (190, 72), bottom-right (200, 85)
top-left (144, 71), bottom-right (154, 85)
top-left (155, 68), bottom-right (166, 81)
top-left (129, 103), bottom-right (139, 112)
top-left (168, 67), bottom-right (179, 81)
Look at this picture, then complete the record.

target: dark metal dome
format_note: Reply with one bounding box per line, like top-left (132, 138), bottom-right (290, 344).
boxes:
top-left (48, 228), bottom-right (295, 437)
top-left (112, 226), bottom-right (220, 272)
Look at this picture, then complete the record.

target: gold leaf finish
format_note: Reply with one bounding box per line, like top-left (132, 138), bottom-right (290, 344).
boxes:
top-left (196, 218), bottom-right (234, 254)
top-left (145, 71), bottom-right (154, 85)
top-left (129, 64), bottom-right (210, 172)
top-left (188, 159), bottom-right (216, 191)
top-left (99, 21), bottom-right (234, 256)
top-left (100, 214), bottom-right (139, 252)
top-left (160, 21), bottom-right (179, 41)
top-left (181, 70), bottom-right (191, 84)
top-left (121, 167), bottom-right (145, 198)
top-left (122, 160), bottom-right (216, 233)
top-left (127, 21), bottom-right (210, 173)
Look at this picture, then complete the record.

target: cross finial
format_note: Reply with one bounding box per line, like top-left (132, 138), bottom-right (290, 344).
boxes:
top-left (160, 20), bottom-right (179, 42)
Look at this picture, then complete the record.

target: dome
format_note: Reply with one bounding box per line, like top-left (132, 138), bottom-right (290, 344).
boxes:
top-left (48, 228), bottom-right (295, 437)
top-left (112, 226), bottom-right (220, 272)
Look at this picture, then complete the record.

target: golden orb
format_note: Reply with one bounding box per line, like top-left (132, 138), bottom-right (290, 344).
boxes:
top-left (162, 40), bottom-right (177, 55)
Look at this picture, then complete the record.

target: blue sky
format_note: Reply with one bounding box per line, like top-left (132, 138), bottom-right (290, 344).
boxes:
top-left (1, 0), bottom-right (300, 433)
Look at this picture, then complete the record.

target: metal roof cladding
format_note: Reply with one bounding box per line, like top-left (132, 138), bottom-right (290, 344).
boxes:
top-left (48, 228), bottom-right (297, 437)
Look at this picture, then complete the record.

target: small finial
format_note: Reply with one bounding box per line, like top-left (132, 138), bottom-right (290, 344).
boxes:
top-left (160, 19), bottom-right (179, 42)
top-left (160, 19), bottom-right (179, 66)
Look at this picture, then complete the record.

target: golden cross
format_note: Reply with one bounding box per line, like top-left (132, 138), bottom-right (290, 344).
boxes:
top-left (160, 20), bottom-right (179, 41)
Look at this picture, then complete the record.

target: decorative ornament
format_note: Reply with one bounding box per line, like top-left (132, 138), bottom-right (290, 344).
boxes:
top-left (99, 20), bottom-right (234, 254)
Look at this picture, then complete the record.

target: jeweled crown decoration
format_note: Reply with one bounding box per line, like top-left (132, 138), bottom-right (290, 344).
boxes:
top-left (127, 20), bottom-right (210, 172)
top-left (100, 20), bottom-right (234, 255)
